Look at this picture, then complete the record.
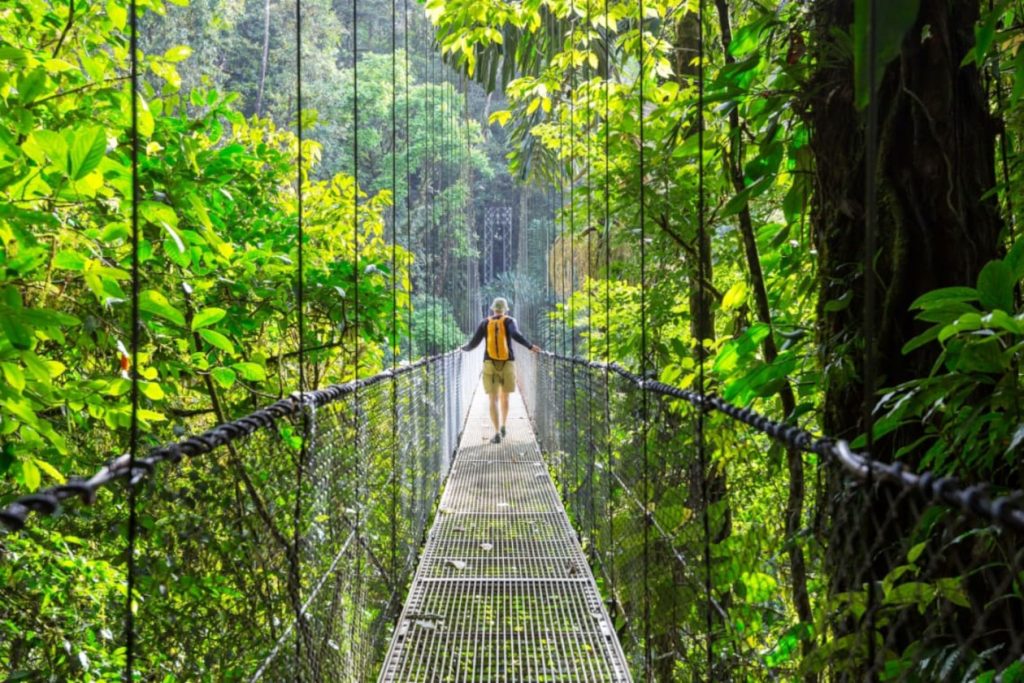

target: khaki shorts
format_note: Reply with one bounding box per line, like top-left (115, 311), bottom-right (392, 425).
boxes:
top-left (482, 359), bottom-right (516, 395)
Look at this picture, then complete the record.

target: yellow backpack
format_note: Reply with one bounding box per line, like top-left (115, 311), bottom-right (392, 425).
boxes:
top-left (486, 315), bottom-right (510, 361)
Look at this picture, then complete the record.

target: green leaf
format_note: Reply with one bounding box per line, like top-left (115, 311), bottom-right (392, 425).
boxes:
top-left (33, 458), bottom-right (66, 484)
top-left (854, 0), bottom-right (920, 109)
top-left (1, 363), bottom-right (25, 392)
top-left (910, 286), bottom-right (978, 310)
top-left (824, 290), bottom-right (853, 312)
top-left (106, 0), bottom-right (127, 29)
top-left (140, 201), bottom-right (179, 230)
top-left (231, 362), bottom-right (267, 381)
top-left (20, 458), bottom-right (40, 491)
top-left (140, 382), bottom-right (165, 400)
top-left (210, 367), bottom-right (236, 388)
top-left (976, 260), bottom-right (1014, 312)
top-left (191, 307), bottom-right (227, 330)
top-left (721, 282), bottom-right (747, 311)
top-left (0, 313), bottom-right (33, 350)
top-left (163, 45), bottom-right (193, 63)
top-left (21, 352), bottom-right (53, 382)
top-left (29, 130), bottom-right (69, 172)
top-left (139, 290), bottom-right (185, 327)
top-left (54, 250), bottom-right (87, 271)
top-left (69, 127), bottom-right (107, 180)
top-left (198, 329), bottom-right (236, 355)
top-left (4, 398), bottom-right (38, 426)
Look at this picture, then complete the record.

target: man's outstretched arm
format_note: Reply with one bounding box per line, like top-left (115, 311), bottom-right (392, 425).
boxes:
top-left (507, 318), bottom-right (541, 352)
top-left (462, 320), bottom-right (486, 351)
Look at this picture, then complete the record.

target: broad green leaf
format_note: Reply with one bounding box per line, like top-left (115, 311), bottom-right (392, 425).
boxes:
top-left (721, 282), bottom-right (747, 311)
top-left (21, 352), bottom-right (53, 382)
top-left (34, 458), bottom-right (66, 484)
top-left (54, 251), bottom-right (87, 271)
top-left (107, 0), bottom-right (127, 29)
top-left (210, 367), bottom-right (237, 388)
top-left (3, 398), bottom-right (38, 426)
top-left (192, 308), bottom-right (227, 330)
top-left (140, 201), bottom-right (179, 230)
top-left (139, 290), bottom-right (185, 327)
top-left (976, 260), bottom-right (1014, 312)
top-left (164, 46), bottom-right (193, 63)
top-left (69, 127), bottom-right (107, 180)
top-left (231, 362), bottom-right (267, 381)
top-left (141, 382), bottom-right (165, 400)
top-left (0, 313), bottom-right (33, 350)
top-left (910, 286), bottom-right (978, 310)
top-left (29, 130), bottom-right (69, 172)
top-left (199, 329), bottom-right (236, 355)
top-left (20, 458), bottom-right (40, 491)
top-left (1, 363), bottom-right (25, 392)
top-left (488, 110), bottom-right (512, 126)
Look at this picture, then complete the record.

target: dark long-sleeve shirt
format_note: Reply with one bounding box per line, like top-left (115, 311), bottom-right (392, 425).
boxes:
top-left (462, 315), bottom-right (532, 361)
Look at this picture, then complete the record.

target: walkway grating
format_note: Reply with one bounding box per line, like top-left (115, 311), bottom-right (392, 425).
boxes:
top-left (378, 388), bottom-right (631, 682)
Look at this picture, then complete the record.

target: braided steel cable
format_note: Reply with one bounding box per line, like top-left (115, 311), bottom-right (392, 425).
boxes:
top-left (534, 350), bottom-right (1024, 534)
top-left (0, 354), bottom-right (458, 532)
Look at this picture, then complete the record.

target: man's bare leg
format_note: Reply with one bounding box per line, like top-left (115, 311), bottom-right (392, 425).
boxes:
top-left (500, 391), bottom-right (510, 432)
top-left (489, 393), bottom-right (500, 434)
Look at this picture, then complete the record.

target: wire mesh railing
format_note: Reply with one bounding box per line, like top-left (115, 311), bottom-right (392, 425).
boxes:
top-left (1, 349), bottom-right (481, 681)
top-left (517, 349), bottom-right (1024, 681)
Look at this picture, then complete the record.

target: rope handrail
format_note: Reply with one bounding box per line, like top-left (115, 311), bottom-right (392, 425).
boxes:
top-left (538, 350), bottom-right (1024, 533)
top-left (0, 350), bottom-right (461, 532)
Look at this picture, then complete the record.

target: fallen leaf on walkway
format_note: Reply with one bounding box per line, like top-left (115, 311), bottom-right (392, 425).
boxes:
top-left (445, 559), bottom-right (468, 570)
top-left (480, 542), bottom-right (493, 551)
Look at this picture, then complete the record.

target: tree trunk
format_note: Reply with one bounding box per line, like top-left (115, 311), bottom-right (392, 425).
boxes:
top-left (670, 9), bottom-right (730, 679)
top-left (713, 2), bottom-right (814, 674)
top-left (808, 0), bottom-right (1001, 675)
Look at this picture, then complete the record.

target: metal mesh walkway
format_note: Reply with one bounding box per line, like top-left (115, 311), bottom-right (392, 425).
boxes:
top-left (378, 386), bottom-right (632, 682)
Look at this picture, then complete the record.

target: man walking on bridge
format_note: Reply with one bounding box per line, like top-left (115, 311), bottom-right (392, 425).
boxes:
top-left (461, 297), bottom-right (540, 444)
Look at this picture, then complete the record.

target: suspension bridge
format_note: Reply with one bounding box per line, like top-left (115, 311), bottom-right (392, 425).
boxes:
top-left (2, 0), bottom-right (1024, 678)
top-left (3, 343), bottom-right (1024, 680)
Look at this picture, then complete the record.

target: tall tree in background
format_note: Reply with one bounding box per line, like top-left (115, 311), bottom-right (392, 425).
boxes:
top-left (809, 0), bottom-right (1003, 672)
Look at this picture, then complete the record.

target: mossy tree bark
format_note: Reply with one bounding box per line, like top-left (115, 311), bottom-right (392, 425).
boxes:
top-left (808, 0), bottom-right (1002, 674)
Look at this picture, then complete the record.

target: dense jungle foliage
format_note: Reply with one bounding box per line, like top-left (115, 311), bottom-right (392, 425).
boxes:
top-left (2, 0), bottom-right (1024, 679)
top-left (429, 0), bottom-right (1024, 678)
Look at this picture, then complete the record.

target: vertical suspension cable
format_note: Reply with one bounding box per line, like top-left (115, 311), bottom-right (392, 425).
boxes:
top-left (389, 0), bottom-right (400, 605)
top-left (427, 45), bottom-right (435, 357)
top-left (559, 126), bottom-right (567, 358)
top-left (125, 0), bottom-right (141, 673)
top-left (294, 0), bottom-right (307, 670)
top-left (637, 0), bottom-right (652, 675)
top-left (349, 0), bottom-right (364, 663)
top-left (569, 7), bottom-right (580, 523)
top-left (863, 0), bottom-right (880, 673)
top-left (602, 0), bottom-right (616, 611)
top-left (404, 0), bottom-right (413, 361)
top-left (695, 0), bottom-right (713, 675)
top-left (585, 6), bottom-right (596, 551)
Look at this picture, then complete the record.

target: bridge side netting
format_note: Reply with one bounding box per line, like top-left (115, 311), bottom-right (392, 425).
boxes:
top-left (517, 350), bottom-right (1024, 682)
top-left (1, 350), bottom-right (480, 681)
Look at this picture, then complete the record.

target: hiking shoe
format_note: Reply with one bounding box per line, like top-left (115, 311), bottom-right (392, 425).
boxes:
top-left (490, 433), bottom-right (502, 444)
top-left (500, 426), bottom-right (507, 438)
